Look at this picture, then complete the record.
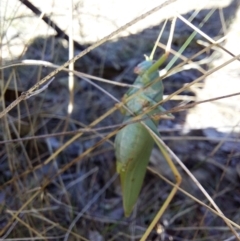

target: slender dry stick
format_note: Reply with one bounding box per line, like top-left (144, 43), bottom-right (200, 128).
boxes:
top-left (2, 2), bottom-right (240, 238)
top-left (0, 0), bottom-right (177, 119)
top-left (0, 1), bottom-right (178, 236)
top-left (148, 133), bottom-right (240, 240)
top-left (63, 174), bottom-right (118, 241)
top-left (176, 12), bottom-right (240, 61)
top-left (67, 0), bottom-right (74, 115)
top-left (0, 89), bottom-right (239, 190)
top-left (4, 124), bottom-right (240, 239)
top-left (147, 166), bottom-right (240, 230)
top-left (0, 91), bottom-right (239, 145)
top-left (0, 126), bottom-right (120, 237)
top-left (142, 53), bottom-right (240, 119)
top-left (60, 0), bottom-right (75, 144)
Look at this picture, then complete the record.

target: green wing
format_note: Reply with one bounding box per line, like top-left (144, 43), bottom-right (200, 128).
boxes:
top-left (115, 118), bottom-right (160, 216)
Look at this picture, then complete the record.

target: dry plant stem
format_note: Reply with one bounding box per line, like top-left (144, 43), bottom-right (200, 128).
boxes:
top-left (0, 105), bottom-right (119, 195)
top-left (1, 34), bottom-right (231, 126)
top-left (1, 107), bottom-right (240, 238)
top-left (1, 89), bottom-right (240, 146)
top-left (1, 128), bottom-right (119, 237)
top-left (165, 8), bottom-right (215, 72)
top-left (63, 173), bottom-right (117, 241)
top-left (0, 59), bottom-right (137, 88)
top-left (112, 13), bottom-right (240, 121)
top-left (193, 157), bottom-right (234, 239)
top-left (60, 0), bottom-right (75, 144)
top-left (155, 91), bottom-right (240, 118)
top-left (2, 52), bottom-right (239, 118)
top-left (157, 42), bottom-right (207, 74)
top-left (141, 53), bottom-right (240, 120)
top-left (0, 218), bottom-right (19, 240)
top-left (67, 0), bottom-right (74, 116)
top-left (8, 207), bottom-right (91, 241)
top-left (0, 81), bottom-right (239, 192)
top-left (0, 0), bottom-right (177, 119)
top-left (140, 125), bottom-right (181, 241)
top-left (1, 90), bottom-right (239, 189)
top-left (141, 123), bottom-right (239, 240)
top-left (2, 128), bottom-right (240, 145)
top-left (5, 211), bottom-right (45, 239)
top-left (177, 13), bottom-right (240, 61)
top-left (18, 0), bottom-right (86, 51)
top-left (115, 16), bottom-right (176, 218)
top-left (3, 23), bottom-right (235, 117)
top-left (1, 3), bottom-right (239, 238)
top-left (150, 136), bottom-right (240, 240)
top-left (147, 166), bottom-right (240, 231)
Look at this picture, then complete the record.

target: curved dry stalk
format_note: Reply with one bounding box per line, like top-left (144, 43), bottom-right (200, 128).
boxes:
top-left (1, 2), bottom-right (240, 240)
top-left (0, 0), bottom-right (177, 119)
top-left (144, 126), bottom-right (240, 239)
top-left (147, 166), bottom-right (240, 230)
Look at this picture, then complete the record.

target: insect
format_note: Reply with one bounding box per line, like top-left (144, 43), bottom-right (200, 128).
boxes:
top-left (114, 53), bottom-right (168, 217)
top-left (114, 20), bottom-right (182, 240)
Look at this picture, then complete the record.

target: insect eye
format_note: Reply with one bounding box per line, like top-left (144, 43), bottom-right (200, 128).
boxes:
top-left (134, 60), bottom-right (153, 75)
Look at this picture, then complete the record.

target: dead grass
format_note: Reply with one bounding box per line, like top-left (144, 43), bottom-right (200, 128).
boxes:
top-left (1, 0), bottom-right (240, 240)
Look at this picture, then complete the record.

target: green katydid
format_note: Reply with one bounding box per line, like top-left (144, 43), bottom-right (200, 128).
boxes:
top-left (114, 19), bottom-right (182, 240)
top-left (114, 52), bottom-right (169, 217)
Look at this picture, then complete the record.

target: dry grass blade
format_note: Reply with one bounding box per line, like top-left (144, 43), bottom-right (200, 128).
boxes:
top-left (0, 0), bottom-right (177, 119)
top-left (1, 0), bottom-right (240, 240)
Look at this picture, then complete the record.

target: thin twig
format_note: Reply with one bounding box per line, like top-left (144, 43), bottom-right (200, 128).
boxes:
top-left (0, 0), bottom-right (177, 119)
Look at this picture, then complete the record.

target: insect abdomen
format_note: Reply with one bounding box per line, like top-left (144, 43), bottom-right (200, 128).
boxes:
top-left (115, 120), bottom-right (155, 216)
